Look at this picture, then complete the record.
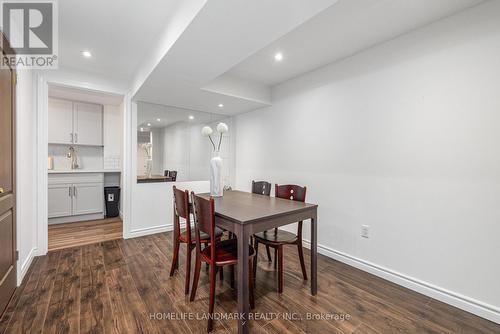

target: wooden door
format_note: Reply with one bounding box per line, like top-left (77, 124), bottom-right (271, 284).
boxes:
top-left (48, 98), bottom-right (74, 144)
top-left (0, 34), bottom-right (17, 317)
top-left (74, 102), bottom-right (102, 146)
top-left (73, 183), bottom-right (104, 215)
top-left (47, 183), bottom-right (73, 218)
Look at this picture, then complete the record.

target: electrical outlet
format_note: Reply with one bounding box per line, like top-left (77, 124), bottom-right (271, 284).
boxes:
top-left (361, 225), bottom-right (370, 238)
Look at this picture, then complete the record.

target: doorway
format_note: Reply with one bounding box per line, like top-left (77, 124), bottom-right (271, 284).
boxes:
top-left (46, 84), bottom-right (125, 250)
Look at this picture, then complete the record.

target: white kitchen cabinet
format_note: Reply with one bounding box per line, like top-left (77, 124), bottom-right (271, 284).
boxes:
top-left (74, 102), bottom-right (103, 146)
top-left (73, 182), bottom-right (104, 215)
top-left (48, 98), bottom-right (103, 146)
top-left (48, 173), bottom-right (104, 223)
top-left (48, 183), bottom-right (73, 218)
top-left (48, 99), bottom-right (74, 145)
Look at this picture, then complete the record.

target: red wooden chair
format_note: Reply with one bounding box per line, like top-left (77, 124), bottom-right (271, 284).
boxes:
top-left (189, 192), bottom-right (255, 332)
top-left (169, 186), bottom-right (223, 294)
top-left (253, 184), bottom-right (308, 293)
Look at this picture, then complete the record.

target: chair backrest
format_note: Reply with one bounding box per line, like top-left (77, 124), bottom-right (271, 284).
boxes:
top-left (173, 186), bottom-right (191, 240)
top-left (251, 180), bottom-right (271, 196)
top-left (164, 170), bottom-right (170, 177)
top-left (191, 192), bottom-right (216, 260)
top-left (170, 170), bottom-right (177, 181)
top-left (275, 184), bottom-right (306, 203)
top-left (275, 184), bottom-right (307, 237)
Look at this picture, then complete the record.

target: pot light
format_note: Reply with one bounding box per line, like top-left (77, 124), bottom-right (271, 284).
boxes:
top-left (147, 123), bottom-right (151, 126)
top-left (140, 127), bottom-right (144, 131)
top-left (189, 115), bottom-right (194, 120)
top-left (156, 118), bottom-right (161, 122)
top-left (218, 103), bottom-right (224, 108)
top-left (81, 50), bottom-right (92, 58)
top-left (274, 52), bottom-right (283, 62)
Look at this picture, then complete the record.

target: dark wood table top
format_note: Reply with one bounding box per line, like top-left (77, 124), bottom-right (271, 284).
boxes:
top-left (199, 190), bottom-right (317, 224)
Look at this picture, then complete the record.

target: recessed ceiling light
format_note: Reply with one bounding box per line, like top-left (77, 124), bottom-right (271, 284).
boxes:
top-left (147, 123), bottom-right (151, 126)
top-left (189, 115), bottom-right (194, 120)
top-left (140, 127), bottom-right (144, 132)
top-left (218, 103), bottom-right (224, 108)
top-left (274, 52), bottom-right (283, 62)
top-left (156, 118), bottom-right (161, 122)
top-left (81, 50), bottom-right (92, 58)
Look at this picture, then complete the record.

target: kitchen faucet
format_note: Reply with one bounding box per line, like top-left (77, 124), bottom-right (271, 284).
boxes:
top-left (67, 146), bottom-right (79, 169)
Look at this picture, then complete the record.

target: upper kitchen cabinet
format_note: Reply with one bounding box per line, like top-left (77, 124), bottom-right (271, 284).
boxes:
top-left (48, 99), bottom-right (74, 145)
top-left (48, 98), bottom-right (103, 146)
top-left (74, 102), bottom-right (103, 146)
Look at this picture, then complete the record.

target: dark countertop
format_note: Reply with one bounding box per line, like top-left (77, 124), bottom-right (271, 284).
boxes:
top-left (137, 175), bottom-right (174, 183)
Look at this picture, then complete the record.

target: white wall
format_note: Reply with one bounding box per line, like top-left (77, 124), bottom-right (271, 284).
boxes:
top-left (129, 180), bottom-right (209, 237)
top-left (160, 118), bottom-right (234, 183)
top-left (151, 128), bottom-right (164, 175)
top-left (234, 1), bottom-right (500, 323)
top-left (16, 70), bottom-right (37, 284)
top-left (103, 104), bottom-right (123, 170)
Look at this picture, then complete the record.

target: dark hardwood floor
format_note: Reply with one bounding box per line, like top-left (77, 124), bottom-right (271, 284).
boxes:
top-left (0, 232), bottom-right (498, 333)
top-left (48, 217), bottom-right (123, 251)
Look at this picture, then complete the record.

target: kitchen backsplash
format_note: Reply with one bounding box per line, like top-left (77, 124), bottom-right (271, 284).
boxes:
top-left (48, 144), bottom-right (104, 170)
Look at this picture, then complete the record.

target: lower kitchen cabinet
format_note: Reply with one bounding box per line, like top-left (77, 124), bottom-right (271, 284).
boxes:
top-left (48, 173), bottom-right (104, 223)
top-left (73, 183), bottom-right (104, 215)
top-left (48, 183), bottom-right (73, 218)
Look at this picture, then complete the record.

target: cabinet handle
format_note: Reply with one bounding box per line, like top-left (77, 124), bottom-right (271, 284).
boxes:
top-left (69, 186), bottom-right (72, 197)
top-left (75, 133), bottom-right (78, 143)
top-left (73, 186), bottom-right (77, 197)
top-left (70, 133), bottom-right (73, 143)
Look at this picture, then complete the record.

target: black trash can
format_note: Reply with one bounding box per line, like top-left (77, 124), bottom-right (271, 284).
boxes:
top-left (104, 186), bottom-right (120, 218)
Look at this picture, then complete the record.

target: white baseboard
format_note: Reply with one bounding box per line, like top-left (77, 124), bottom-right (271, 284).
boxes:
top-left (17, 247), bottom-right (37, 285)
top-left (302, 240), bottom-right (500, 324)
top-left (128, 224), bottom-right (173, 238)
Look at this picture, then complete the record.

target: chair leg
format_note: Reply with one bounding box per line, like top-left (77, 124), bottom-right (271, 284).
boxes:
top-left (253, 241), bottom-right (259, 282)
top-left (185, 244), bottom-right (193, 294)
top-left (169, 238), bottom-right (180, 276)
top-left (207, 264), bottom-right (217, 332)
top-left (277, 245), bottom-right (284, 293)
top-left (265, 245), bottom-right (272, 262)
top-left (249, 260), bottom-right (255, 309)
top-left (297, 241), bottom-right (308, 281)
top-left (219, 265), bottom-right (224, 283)
top-left (190, 254), bottom-right (202, 302)
top-left (274, 247), bottom-right (278, 269)
top-left (204, 242), bottom-right (209, 271)
top-left (230, 264), bottom-right (235, 288)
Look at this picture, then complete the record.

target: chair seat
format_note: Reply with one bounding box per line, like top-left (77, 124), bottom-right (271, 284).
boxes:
top-left (253, 229), bottom-right (298, 245)
top-left (201, 239), bottom-right (255, 265)
top-left (180, 226), bottom-right (223, 243)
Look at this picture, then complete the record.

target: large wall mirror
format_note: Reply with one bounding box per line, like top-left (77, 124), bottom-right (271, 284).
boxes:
top-left (136, 102), bottom-right (233, 184)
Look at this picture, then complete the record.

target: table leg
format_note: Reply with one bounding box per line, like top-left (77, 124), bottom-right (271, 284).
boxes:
top-left (311, 211), bottom-right (317, 295)
top-left (236, 225), bottom-right (250, 334)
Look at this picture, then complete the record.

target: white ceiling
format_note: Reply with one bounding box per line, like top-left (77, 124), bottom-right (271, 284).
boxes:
top-left (137, 102), bottom-right (226, 130)
top-left (58, 0), bottom-right (193, 82)
top-left (48, 84), bottom-right (124, 105)
top-left (57, 0), bottom-right (487, 116)
top-left (227, 0), bottom-right (485, 86)
top-left (133, 0), bottom-right (339, 114)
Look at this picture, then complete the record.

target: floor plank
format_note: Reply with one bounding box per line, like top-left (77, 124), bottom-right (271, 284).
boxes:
top-left (2, 232), bottom-right (499, 334)
top-left (48, 217), bottom-right (122, 251)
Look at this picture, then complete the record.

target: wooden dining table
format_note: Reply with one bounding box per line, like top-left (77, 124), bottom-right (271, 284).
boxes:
top-left (182, 190), bottom-right (318, 334)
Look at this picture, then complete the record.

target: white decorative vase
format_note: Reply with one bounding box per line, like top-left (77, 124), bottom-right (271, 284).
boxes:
top-left (145, 158), bottom-right (153, 178)
top-left (210, 154), bottom-right (223, 197)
